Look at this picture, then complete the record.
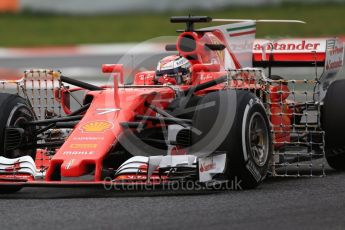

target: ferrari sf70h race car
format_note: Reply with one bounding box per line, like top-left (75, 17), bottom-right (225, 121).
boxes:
top-left (0, 16), bottom-right (344, 193)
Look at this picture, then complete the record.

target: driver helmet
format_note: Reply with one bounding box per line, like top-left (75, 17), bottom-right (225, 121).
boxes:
top-left (155, 55), bottom-right (192, 85)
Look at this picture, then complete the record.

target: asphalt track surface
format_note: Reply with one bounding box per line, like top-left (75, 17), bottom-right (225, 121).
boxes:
top-left (1, 166), bottom-right (345, 230)
top-left (1, 53), bottom-right (345, 230)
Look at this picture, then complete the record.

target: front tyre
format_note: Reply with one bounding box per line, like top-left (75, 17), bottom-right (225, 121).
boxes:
top-left (193, 90), bottom-right (272, 189)
top-left (0, 93), bottom-right (36, 159)
top-left (0, 93), bottom-right (36, 194)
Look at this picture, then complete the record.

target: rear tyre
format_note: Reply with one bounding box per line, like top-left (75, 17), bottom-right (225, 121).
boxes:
top-left (322, 80), bottom-right (345, 170)
top-left (192, 90), bottom-right (272, 189)
top-left (0, 93), bottom-right (36, 193)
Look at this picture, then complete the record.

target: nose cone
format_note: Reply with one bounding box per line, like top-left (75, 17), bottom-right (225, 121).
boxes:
top-left (61, 158), bottom-right (90, 177)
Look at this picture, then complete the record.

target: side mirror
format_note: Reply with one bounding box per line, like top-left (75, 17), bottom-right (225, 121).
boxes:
top-left (102, 64), bottom-right (123, 108)
top-left (102, 64), bottom-right (124, 84)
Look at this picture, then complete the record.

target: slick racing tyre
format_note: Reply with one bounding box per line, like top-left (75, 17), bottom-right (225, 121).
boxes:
top-left (322, 80), bottom-right (345, 170)
top-left (0, 93), bottom-right (36, 193)
top-left (192, 90), bottom-right (272, 189)
top-left (0, 93), bottom-right (36, 159)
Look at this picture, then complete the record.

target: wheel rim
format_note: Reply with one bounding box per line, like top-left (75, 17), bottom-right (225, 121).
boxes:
top-left (248, 112), bottom-right (269, 167)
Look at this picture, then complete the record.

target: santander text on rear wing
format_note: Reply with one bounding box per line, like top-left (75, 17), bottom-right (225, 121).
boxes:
top-left (253, 38), bottom-right (344, 68)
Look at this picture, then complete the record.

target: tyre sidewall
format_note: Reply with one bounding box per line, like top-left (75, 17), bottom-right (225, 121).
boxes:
top-left (0, 93), bottom-right (35, 158)
top-left (222, 92), bottom-right (272, 189)
top-left (322, 80), bottom-right (345, 169)
top-left (192, 90), bottom-right (272, 189)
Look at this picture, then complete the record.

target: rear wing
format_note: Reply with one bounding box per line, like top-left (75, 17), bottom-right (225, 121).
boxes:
top-left (253, 38), bottom-right (344, 68)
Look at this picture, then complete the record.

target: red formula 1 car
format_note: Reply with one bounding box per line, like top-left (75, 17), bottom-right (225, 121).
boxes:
top-left (0, 16), bottom-right (344, 193)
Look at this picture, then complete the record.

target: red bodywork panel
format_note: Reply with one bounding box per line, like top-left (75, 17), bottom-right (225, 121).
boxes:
top-left (133, 71), bottom-right (156, 85)
top-left (253, 53), bottom-right (326, 63)
top-left (46, 87), bottom-right (175, 181)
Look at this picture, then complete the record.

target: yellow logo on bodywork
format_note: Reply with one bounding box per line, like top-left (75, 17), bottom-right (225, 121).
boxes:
top-left (70, 144), bottom-right (98, 148)
top-left (80, 121), bottom-right (113, 133)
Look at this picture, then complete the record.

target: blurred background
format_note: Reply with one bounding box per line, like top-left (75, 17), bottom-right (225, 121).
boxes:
top-left (0, 0), bottom-right (344, 83)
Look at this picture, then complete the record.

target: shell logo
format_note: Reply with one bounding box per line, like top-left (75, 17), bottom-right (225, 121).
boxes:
top-left (80, 121), bottom-right (113, 133)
